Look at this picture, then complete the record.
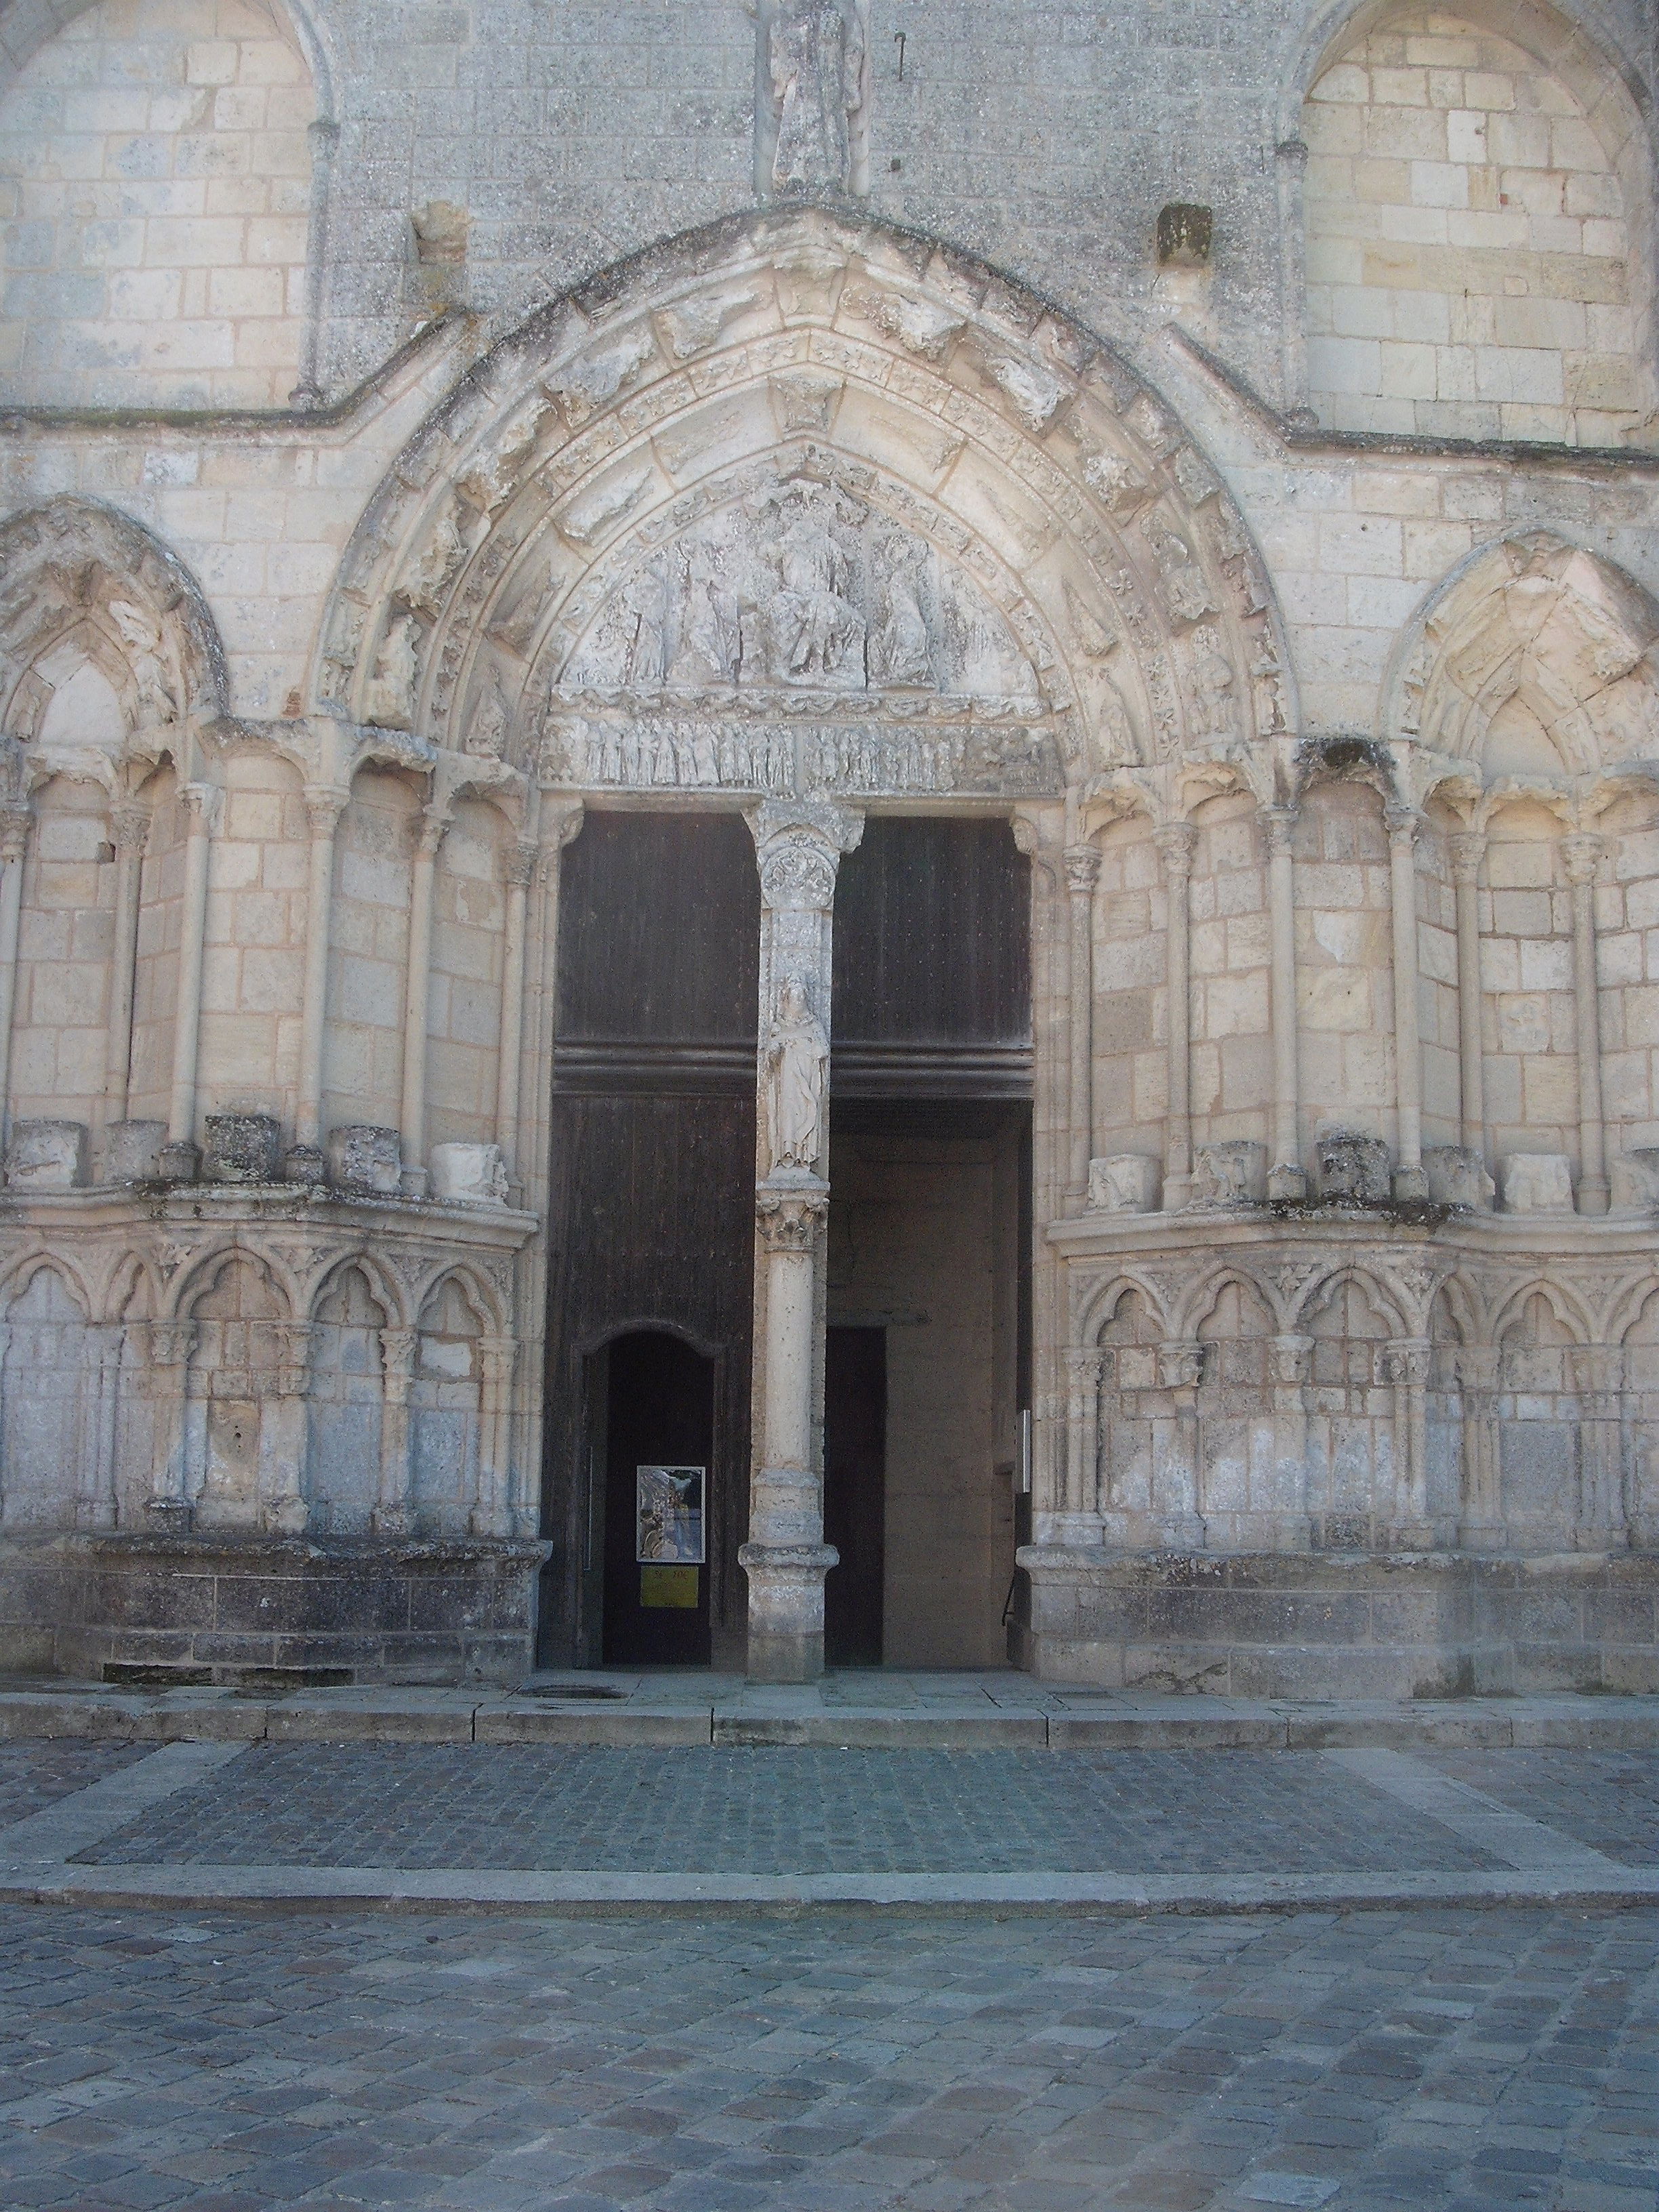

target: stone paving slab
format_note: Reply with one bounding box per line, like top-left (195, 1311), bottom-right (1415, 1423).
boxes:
top-left (67, 1745), bottom-right (1508, 1879)
top-left (0, 1737), bottom-right (1656, 1919)
top-left (1, 1903), bottom-right (1656, 2210)
top-left (1427, 1749), bottom-right (1659, 1869)
top-left (0, 1742), bottom-right (151, 1828)
top-left (4, 1675), bottom-right (1659, 1753)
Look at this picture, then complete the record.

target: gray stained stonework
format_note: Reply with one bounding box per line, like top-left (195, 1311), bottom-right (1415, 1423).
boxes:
top-left (0, 1902), bottom-right (1656, 2211)
top-left (3, 0), bottom-right (1659, 1692)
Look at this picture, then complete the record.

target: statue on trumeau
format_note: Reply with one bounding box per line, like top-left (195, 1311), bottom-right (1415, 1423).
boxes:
top-left (764, 977), bottom-right (828, 1171)
top-left (765, 0), bottom-right (869, 196)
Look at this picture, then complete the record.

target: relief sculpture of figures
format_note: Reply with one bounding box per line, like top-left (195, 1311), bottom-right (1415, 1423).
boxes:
top-left (764, 977), bottom-right (828, 1172)
top-left (768, 508), bottom-right (865, 682)
top-left (767, 0), bottom-right (867, 195)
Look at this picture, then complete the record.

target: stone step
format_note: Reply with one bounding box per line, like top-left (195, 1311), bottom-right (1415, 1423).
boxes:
top-left (2, 1681), bottom-right (1658, 1750)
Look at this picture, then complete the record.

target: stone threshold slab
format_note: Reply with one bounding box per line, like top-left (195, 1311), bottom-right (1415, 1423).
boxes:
top-left (2, 1860), bottom-right (1656, 1919)
top-left (3, 1685), bottom-right (1658, 1750)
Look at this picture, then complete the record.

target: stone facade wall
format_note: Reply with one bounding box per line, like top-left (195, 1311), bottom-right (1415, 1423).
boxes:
top-left (0, 0), bottom-right (316, 408)
top-left (1305, 7), bottom-right (1650, 443)
top-left (0, 0), bottom-right (1656, 1685)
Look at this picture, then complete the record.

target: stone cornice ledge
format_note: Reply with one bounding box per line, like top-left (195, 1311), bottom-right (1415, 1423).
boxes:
top-left (0, 1184), bottom-right (539, 1246)
top-left (1046, 1204), bottom-right (1659, 1260)
top-left (0, 311), bottom-right (478, 445)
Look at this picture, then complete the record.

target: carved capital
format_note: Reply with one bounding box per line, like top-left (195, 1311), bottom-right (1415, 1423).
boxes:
top-left (1269, 1332), bottom-right (1313, 1388)
top-left (506, 840), bottom-right (538, 890)
top-left (752, 797), bottom-right (861, 914)
top-left (1449, 831), bottom-right (1486, 886)
top-left (1561, 832), bottom-right (1602, 887)
top-left (1063, 843), bottom-right (1102, 897)
top-left (1261, 804), bottom-right (1297, 859)
top-left (480, 1333), bottom-right (517, 1385)
top-left (303, 783), bottom-right (350, 840)
top-left (1384, 802), bottom-right (1420, 845)
top-left (0, 804), bottom-right (30, 864)
top-left (109, 801), bottom-right (151, 857)
top-left (148, 1320), bottom-right (198, 1368)
top-left (1157, 1339), bottom-right (1204, 1391)
top-left (415, 807), bottom-right (449, 860)
top-left (1154, 820), bottom-right (1198, 880)
top-left (756, 1183), bottom-right (828, 1252)
top-left (379, 1325), bottom-right (419, 1379)
top-left (1378, 1337), bottom-right (1432, 1388)
top-left (758, 828), bottom-right (840, 914)
top-left (1065, 1346), bottom-right (1105, 1389)
top-left (178, 781), bottom-right (220, 830)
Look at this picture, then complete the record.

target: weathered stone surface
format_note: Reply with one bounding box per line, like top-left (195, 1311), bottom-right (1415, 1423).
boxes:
top-left (3, 1122), bottom-right (87, 1191)
top-left (327, 1124), bottom-right (402, 1195)
top-left (202, 1115), bottom-right (283, 1185)
top-left (103, 1121), bottom-right (167, 1184)
top-left (1500, 1152), bottom-right (1576, 1215)
top-left (1088, 1154), bottom-right (1160, 1213)
top-left (1315, 1130), bottom-right (1391, 1206)
top-left (428, 1142), bottom-right (509, 1207)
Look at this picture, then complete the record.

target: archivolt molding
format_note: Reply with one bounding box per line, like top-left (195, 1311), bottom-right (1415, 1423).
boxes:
top-left (314, 210), bottom-right (1295, 808)
top-left (1381, 530), bottom-right (1659, 830)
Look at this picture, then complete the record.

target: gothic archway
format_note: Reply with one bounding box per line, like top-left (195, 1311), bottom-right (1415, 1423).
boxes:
top-left (316, 207), bottom-right (1294, 813)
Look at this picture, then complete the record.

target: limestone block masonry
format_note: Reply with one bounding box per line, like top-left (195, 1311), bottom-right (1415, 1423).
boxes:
top-left (0, 0), bottom-right (1656, 1687)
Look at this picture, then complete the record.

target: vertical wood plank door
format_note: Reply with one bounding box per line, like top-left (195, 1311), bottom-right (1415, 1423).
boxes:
top-left (541, 811), bottom-right (758, 1668)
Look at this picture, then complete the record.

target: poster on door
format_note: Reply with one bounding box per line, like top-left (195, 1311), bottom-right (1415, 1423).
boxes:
top-left (636, 1465), bottom-right (706, 1564)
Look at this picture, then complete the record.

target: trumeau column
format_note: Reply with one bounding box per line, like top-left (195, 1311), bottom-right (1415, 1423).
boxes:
top-left (1155, 821), bottom-right (1197, 1210)
top-left (1450, 830), bottom-right (1487, 1161)
top-left (1387, 804), bottom-right (1428, 1202)
top-left (743, 798), bottom-right (861, 1685)
top-left (0, 802), bottom-right (31, 1145)
top-left (288, 783), bottom-right (348, 1180)
top-left (1063, 843), bottom-right (1100, 1212)
top-left (1263, 804), bottom-right (1307, 1200)
top-left (1563, 832), bottom-right (1610, 1215)
top-left (161, 781), bottom-right (218, 1181)
top-left (398, 804), bottom-right (447, 1198)
top-left (102, 800), bottom-right (150, 1132)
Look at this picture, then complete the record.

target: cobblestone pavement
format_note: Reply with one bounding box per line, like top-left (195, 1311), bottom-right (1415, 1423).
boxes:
top-left (1, 1904), bottom-right (1656, 2211)
top-left (70, 1746), bottom-right (1507, 1877)
top-left (0, 1742), bottom-right (150, 1829)
top-left (1427, 1754), bottom-right (1659, 1870)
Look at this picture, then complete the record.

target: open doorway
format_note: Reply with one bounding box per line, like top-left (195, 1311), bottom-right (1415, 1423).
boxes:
top-left (598, 1330), bottom-right (714, 1666)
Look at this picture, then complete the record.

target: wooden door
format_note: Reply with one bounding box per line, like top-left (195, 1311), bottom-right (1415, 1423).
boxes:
top-left (823, 1326), bottom-right (886, 1667)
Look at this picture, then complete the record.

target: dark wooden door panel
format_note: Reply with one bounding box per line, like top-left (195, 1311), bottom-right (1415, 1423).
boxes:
top-left (556, 809), bottom-right (760, 1045)
top-left (833, 817), bottom-right (1029, 1049)
top-left (824, 1326), bottom-right (886, 1668)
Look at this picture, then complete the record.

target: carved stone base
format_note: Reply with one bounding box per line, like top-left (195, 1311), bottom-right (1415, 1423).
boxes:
top-left (1012, 1546), bottom-right (1659, 1698)
top-left (739, 1538), bottom-right (838, 1682)
top-left (0, 1532), bottom-right (552, 1685)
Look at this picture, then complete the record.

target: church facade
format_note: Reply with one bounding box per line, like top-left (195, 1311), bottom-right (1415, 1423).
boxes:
top-left (0, 0), bottom-right (1657, 1692)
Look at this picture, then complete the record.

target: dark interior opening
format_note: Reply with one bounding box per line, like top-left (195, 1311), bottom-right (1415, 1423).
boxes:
top-left (600, 1329), bottom-right (714, 1666)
